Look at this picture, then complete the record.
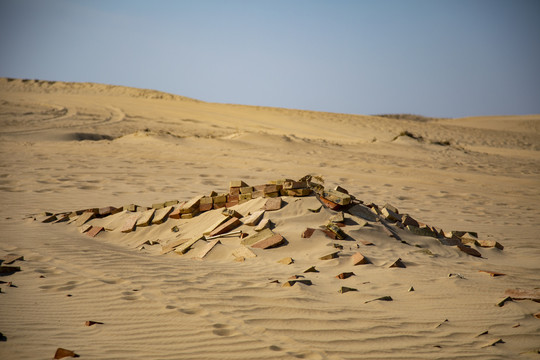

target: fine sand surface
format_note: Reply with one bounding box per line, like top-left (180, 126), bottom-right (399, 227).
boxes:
top-left (1, 78), bottom-right (539, 359)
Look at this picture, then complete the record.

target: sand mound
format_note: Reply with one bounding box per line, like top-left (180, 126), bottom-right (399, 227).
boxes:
top-left (1, 78), bottom-right (539, 359)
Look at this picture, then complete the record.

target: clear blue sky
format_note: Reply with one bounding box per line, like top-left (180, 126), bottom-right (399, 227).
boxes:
top-left (1, 0), bottom-right (539, 118)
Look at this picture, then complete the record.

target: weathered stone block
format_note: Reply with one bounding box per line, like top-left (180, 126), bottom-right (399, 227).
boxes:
top-left (179, 195), bottom-right (203, 214)
top-left (240, 186), bottom-right (253, 194)
top-left (254, 218), bottom-right (271, 231)
top-left (200, 196), bottom-right (213, 205)
top-left (457, 244), bottom-right (482, 257)
top-left (278, 257), bottom-right (294, 265)
top-left (222, 209), bottom-right (243, 218)
top-left (283, 180), bottom-right (309, 189)
top-left (330, 212), bottom-right (345, 223)
top-left (326, 223), bottom-right (346, 240)
top-left (229, 180), bottom-right (248, 188)
top-left (169, 208), bottom-right (181, 219)
top-left (251, 190), bottom-right (264, 199)
top-left (334, 185), bottom-right (349, 194)
top-left (239, 193), bottom-right (252, 203)
top-left (301, 228), bottom-right (316, 238)
top-left (383, 203), bottom-right (399, 214)
top-left (319, 196), bottom-right (341, 210)
top-left (151, 202), bottom-right (165, 210)
top-left (284, 188), bottom-right (312, 197)
top-left (164, 200), bottom-right (179, 207)
top-left (381, 207), bottom-right (401, 222)
top-left (406, 225), bottom-right (438, 238)
top-left (477, 240), bottom-right (504, 250)
top-left (199, 203), bottom-right (213, 212)
top-left (225, 200), bottom-right (239, 208)
top-left (322, 189), bottom-right (351, 205)
top-left (336, 272), bottom-right (355, 279)
top-left (174, 237), bottom-right (202, 255)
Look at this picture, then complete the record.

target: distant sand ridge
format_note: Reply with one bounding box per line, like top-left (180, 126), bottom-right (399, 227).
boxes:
top-left (1, 78), bottom-right (539, 359)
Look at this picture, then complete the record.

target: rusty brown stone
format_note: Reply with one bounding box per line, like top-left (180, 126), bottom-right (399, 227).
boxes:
top-left (336, 272), bottom-right (355, 279)
top-left (53, 348), bottom-right (78, 359)
top-left (301, 228), bottom-right (316, 238)
top-left (263, 197), bottom-right (282, 211)
top-left (208, 217), bottom-right (242, 237)
top-left (251, 233), bottom-right (285, 249)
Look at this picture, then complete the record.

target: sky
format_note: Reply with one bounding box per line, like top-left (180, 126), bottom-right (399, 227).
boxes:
top-left (0, 0), bottom-right (539, 118)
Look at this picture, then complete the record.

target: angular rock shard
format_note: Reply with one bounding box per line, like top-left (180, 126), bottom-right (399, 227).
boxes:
top-left (389, 258), bottom-right (406, 268)
top-left (54, 348), bottom-right (78, 359)
top-left (319, 251), bottom-right (339, 260)
top-left (336, 272), bottom-right (355, 279)
top-left (457, 244), bottom-right (482, 257)
top-left (301, 228), bottom-right (316, 238)
top-left (254, 218), bottom-right (272, 232)
top-left (277, 257), bottom-right (294, 265)
top-left (365, 295), bottom-right (393, 303)
top-left (303, 266), bottom-right (319, 273)
top-left (161, 238), bottom-right (189, 255)
top-left (74, 211), bottom-right (95, 227)
top-left (339, 286), bottom-right (357, 294)
top-left (2, 254), bottom-right (24, 265)
top-left (282, 279), bottom-right (312, 287)
top-left (352, 252), bottom-right (370, 265)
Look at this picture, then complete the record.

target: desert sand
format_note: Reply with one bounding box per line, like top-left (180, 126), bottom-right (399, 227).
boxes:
top-left (0, 77), bottom-right (539, 359)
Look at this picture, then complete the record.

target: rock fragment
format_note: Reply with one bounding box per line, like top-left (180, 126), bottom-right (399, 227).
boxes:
top-left (338, 286), bottom-right (357, 293)
top-left (389, 258), bottom-right (406, 268)
top-left (263, 197), bottom-right (282, 211)
top-left (53, 348), bottom-right (78, 359)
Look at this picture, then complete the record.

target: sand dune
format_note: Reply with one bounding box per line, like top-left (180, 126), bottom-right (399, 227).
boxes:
top-left (1, 78), bottom-right (539, 359)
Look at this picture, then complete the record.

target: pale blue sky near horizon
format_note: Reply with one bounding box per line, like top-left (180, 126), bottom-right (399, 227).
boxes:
top-left (0, 0), bottom-right (539, 118)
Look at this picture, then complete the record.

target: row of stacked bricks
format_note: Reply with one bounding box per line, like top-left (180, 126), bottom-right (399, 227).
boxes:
top-left (165, 179), bottom-right (314, 221)
top-left (229, 179), bottom-right (313, 206)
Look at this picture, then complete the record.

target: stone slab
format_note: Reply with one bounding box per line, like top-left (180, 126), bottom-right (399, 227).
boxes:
top-left (174, 237), bottom-right (202, 255)
top-left (457, 244), bottom-right (482, 257)
top-left (203, 216), bottom-right (231, 235)
top-left (504, 288), bottom-right (540, 302)
top-left (263, 197), bottom-right (282, 211)
top-left (152, 206), bottom-right (174, 224)
top-left (74, 211), bottom-right (95, 227)
top-left (208, 217), bottom-right (242, 237)
top-left (242, 210), bottom-right (265, 226)
top-left (161, 238), bottom-right (190, 254)
top-left (254, 218), bottom-right (271, 231)
top-left (136, 209), bottom-right (155, 227)
top-left (2, 254), bottom-right (24, 265)
top-left (389, 258), bottom-right (406, 268)
top-left (230, 180), bottom-right (248, 188)
top-left (319, 196), bottom-right (341, 210)
top-left (322, 189), bottom-right (351, 205)
top-left (301, 228), bottom-right (316, 238)
top-left (283, 180), bottom-right (309, 189)
top-left (179, 195), bottom-right (203, 214)
top-left (284, 188), bottom-right (312, 197)
top-left (477, 240), bottom-right (504, 250)
top-left (251, 233), bottom-right (285, 249)
top-left (120, 214), bottom-right (140, 233)
top-left (197, 239), bottom-right (221, 259)
top-left (336, 272), bottom-right (355, 279)
top-left (326, 223), bottom-right (346, 240)
top-left (86, 226), bottom-right (104, 237)
top-left (241, 228), bottom-right (274, 246)
top-left (231, 246), bottom-right (257, 259)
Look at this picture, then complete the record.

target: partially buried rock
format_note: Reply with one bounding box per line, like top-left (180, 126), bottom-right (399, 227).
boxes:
top-left (85, 320), bottom-right (104, 326)
top-left (365, 296), bottom-right (393, 303)
top-left (282, 279), bottom-right (312, 287)
top-left (263, 197), bottom-right (282, 211)
top-left (336, 272), bottom-right (355, 279)
top-left (277, 257), bottom-right (294, 265)
top-left (251, 233), bottom-right (285, 249)
top-left (303, 266), bottom-right (318, 273)
top-left (457, 244), bottom-right (482, 257)
top-left (53, 348), bottom-right (79, 359)
top-left (389, 258), bottom-right (406, 268)
top-left (319, 251), bottom-right (339, 260)
top-left (338, 286), bottom-right (357, 294)
top-left (496, 296), bottom-right (513, 307)
top-left (352, 252), bottom-right (369, 265)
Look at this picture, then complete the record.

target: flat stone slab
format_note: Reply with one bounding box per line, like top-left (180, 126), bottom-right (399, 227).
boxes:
top-left (161, 238), bottom-right (189, 254)
top-left (252, 233), bottom-right (285, 249)
top-left (136, 209), bottom-right (155, 227)
top-left (232, 246), bottom-right (257, 259)
top-left (208, 217), bottom-right (242, 237)
top-left (203, 216), bottom-right (231, 235)
top-left (457, 244), bottom-right (482, 257)
top-left (74, 211), bottom-right (95, 227)
top-left (477, 239), bottom-right (504, 250)
top-left (179, 195), bottom-right (203, 214)
top-left (347, 204), bottom-right (378, 222)
top-left (86, 226), bottom-right (104, 237)
top-left (196, 239), bottom-right (221, 258)
top-left (263, 197), bottom-right (282, 211)
top-left (241, 228), bottom-right (275, 246)
top-left (254, 218), bottom-right (272, 231)
top-left (174, 237), bottom-right (202, 255)
top-left (242, 210), bottom-right (265, 226)
top-left (152, 206), bottom-right (174, 224)
top-left (0, 265), bottom-right (21, 274)
top-left (120, 214), bottom-right (140, 233)
top-left (2, 254), bottom-right (24, 265)
top-left (301, 228), bottom-right (316, 238)
top-left (504, 288), bottom-right (540, 302)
